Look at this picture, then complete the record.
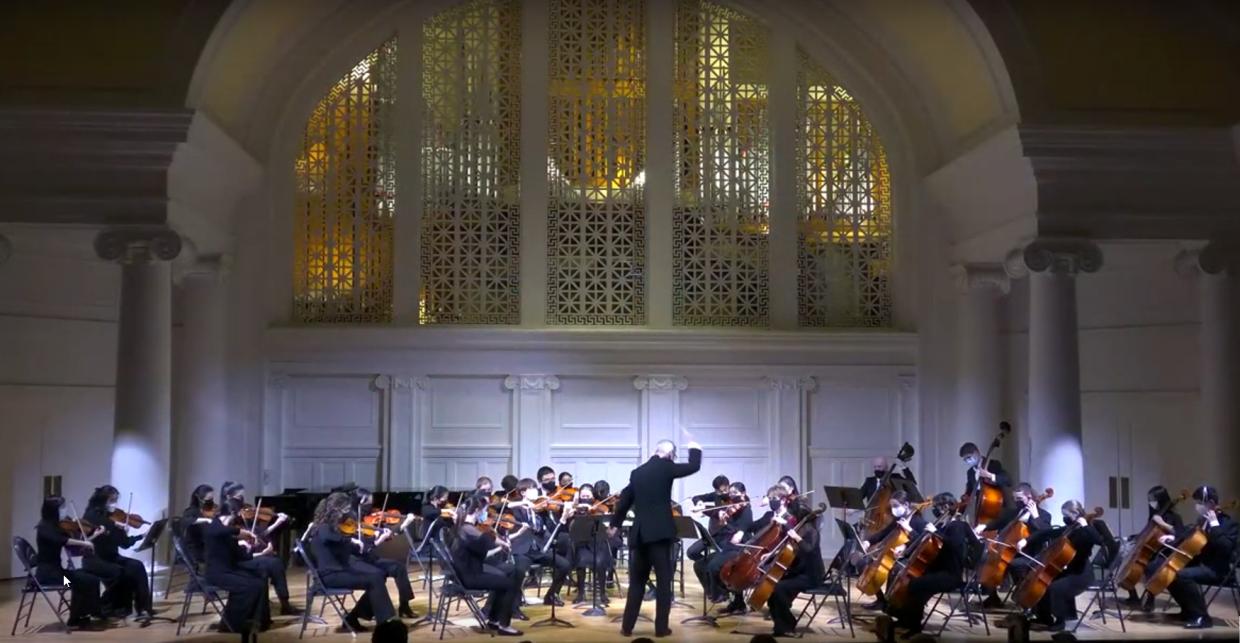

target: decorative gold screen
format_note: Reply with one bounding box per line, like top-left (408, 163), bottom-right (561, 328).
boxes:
top-left (796, 50), bottom-right (892, 327)
top-left (672, 0), bottom-right (770, 327)
top-left (293, 39), bottom-right (397, 323)
top-left (420, 0), bottom-right (522, 324)
top-left (545, 0), bottom-right (647, 325)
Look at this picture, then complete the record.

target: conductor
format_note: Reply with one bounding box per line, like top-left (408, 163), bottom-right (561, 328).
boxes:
top-left (609, 439), bottom-right (702, 637)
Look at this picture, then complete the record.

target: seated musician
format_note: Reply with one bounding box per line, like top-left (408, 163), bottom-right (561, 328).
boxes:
top-left (203, 498), bottom-right (271, 636)
top-left (568, 483), bottom-right (612, 604)
top-left (221, 485), bottom-right (300, 616)
top-left (421, 485), bottom-right (452, 527)
top-left (768, 497), bottom-right (824, 638)
top-left (508, 478), bottom-right (571, 605)
top-left (310, 492), bottom-right (397, 632)
top-left (1125, 485), bottom-right (1184, 608)
top-left (225, 481), bottom-right (293, 540)
top-left (81, 485), bottom-right (154, 619)
top-left (706, 485), bottom-right (787, 615)
top-left (351, 488), bottom-right (418, 619)
top-left (1020, 500), bottom-right (1103, 631)
top-left (879, 492), bottom-right (974, 638)
top-left (537, 466), bottom-right (559, 494)
top-left (692, 481), bottom-right (753, 610)
top-left (687, 475), bottom-right (732, 562)
top-left (452, 494), bottom-right (524, 636)
top-left (475, 476), bottom-right (494, 496)
top-left (859, 490), bottom-right (925, 611)
top-left (777, 475), bottom-right (800, 498)
top-left (497, 475), bottom-right (519, 501)
top-left (181, 484), bottom-right (216, 565)
top-left (861, 457), bottom-right (916, 503)
top-left (1161, 485), bottom-right (1237, 630)
top-left (36, 496), bottom-right (106, 629)
top-left (976, 482), bottom-right (1051, 607)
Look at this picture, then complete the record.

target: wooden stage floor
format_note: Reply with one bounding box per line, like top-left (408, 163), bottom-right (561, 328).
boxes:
top-left (0, 564), bottom-right (1235, 642)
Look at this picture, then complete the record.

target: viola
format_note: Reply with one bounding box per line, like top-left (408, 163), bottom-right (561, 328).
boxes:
top-left (1117, 489), bottom-right (1189, 591)
top-left (977, 487), bottom-right (1054, 591)
top-left (747, 504), bottom-right (828, 610)
top-left (860, 442), bottom-right (915, 538)
top-left (1012, 506), bottom-right (1104, 609)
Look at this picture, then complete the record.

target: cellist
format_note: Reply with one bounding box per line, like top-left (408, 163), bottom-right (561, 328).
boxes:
top-left (767, 497), bottom-right (824, 638)
top-left (1124, 485), bottom-right (1184, 609)
top-left (707, 485), bottom-right (788, 616)
top-left (691, 481), bottom-right (753, 613)
top-left (1159, 485), bottom-right (1237, 630)
top-left (975, 482), bottom-right (1052, 608)
top-left (858, 490), bottom-right (925, 611)
top-left (1020, 499), bottom-right (1103, 632)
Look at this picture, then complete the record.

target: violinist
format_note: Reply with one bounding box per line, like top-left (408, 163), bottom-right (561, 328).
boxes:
top-left (1161, 485), bottom-right (1237, 630)
top-left (688, 475), bottom-right (731, 544)
top-left (223, 480), bottom-right (292, 540)
top-left (351, 488), bottom-right (417, 619)
top-left (694, 482), bottom-right (754, 615)
top-left (36, 496), bottom-right (106, 629)
top-left (959, 442), bottom-right (1010, 498)
top-left (451, 494), bottom-right (524, 636)
top-left (878, 492), bottom-right (974, 638)
top-left (1021, 500), bottom-right (1103, 632)
top-left (768, 497), bottom-right (824, 638)
top-left (202, 497), bottom-right (271, 637)
top-left (558, 471), bottom-right (575, 490)
top-left (181, 484), bottom-right (215, 566)
top-left (499, 474), bottom-right (518, 497)
top-left (475, 476), bottom-right (494, 496)
top-left (861, 457), bottom-right (916, 504)
top-left (858, 490), bottom-right (925, 611)
top-left (81, 485), bottom-right (154, 619)
top-left (222, 494), bottom-right (300, 616)
top-left (567, 483), bottom-right (612, 604)
top-left (420, 485), bottom-right (454, 536)
top-left (537, 466), bottom-right (558, 495)
top-left (976, 482), bottom-right (1051, 608)
top-left (310, 492), bottom-right (396, 632)
top-left (508, 478), bottom-right (571, 606)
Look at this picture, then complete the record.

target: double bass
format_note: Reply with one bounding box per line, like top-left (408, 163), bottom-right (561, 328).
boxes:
top-left (1116, 489), bottom-right (1188, 591)
top-left (1013, 506), bottom-right (1104, 609)
top-left (860, 442), bottom-right (915, 538)
top-left (746, 504), bottom-right (828, 611)
top-left (963, 422), bottom-right (1011, 528)
top-left (977, 487), bottom-right (1054, 591)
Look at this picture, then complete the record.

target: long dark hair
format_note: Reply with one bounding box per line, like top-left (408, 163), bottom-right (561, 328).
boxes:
top-left (88, 485), bottom-right (118, 509)
top-left (190, 484), bottom-right (214, 509)
top-left (1147, 485), bottom-right (1173, 517)
top-left (41, 496), bottom-right (64, 523)
top-left (313, 492), bottom-right (353, 529)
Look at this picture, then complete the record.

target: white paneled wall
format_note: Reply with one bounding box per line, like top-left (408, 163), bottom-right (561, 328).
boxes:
top-left (420, 376), bottom-right (513, 488)
top-left (273, 375), bottom-right (383, 490)
top-left (550, 377), bottom-right (642, 486)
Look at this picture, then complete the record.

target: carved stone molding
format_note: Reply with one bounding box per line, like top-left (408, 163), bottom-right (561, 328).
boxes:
top-left (1006, 239), bottom-right (1103, 278)
top-left (1176, 241), bottom-right (1240, 277)
top-left (95, 228), bottom-right (182, 264)
top-left (633, 375), bottom-right (688, 392)
top-left (950, 263), bottom-right (1010, 295)
top-left (767, 376), bottom-right (818, 392)
top-left (372, 374), bottom-right (392, 391)
top-left (0, 233), bottom-right (11, 266)
top-left (504, 375), bottom-right (561, 391)
top-left (174, 253), bottom-right (232, 285)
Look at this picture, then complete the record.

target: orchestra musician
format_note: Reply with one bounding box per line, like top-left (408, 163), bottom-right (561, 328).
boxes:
top-left (959, 442), bottom-right (1011, 498)
top-left (451, 494), bottom-right (524, 636)
top-left (861, 457), bottom-right (916, 503)
top-left (180, 484), bottom-right (215, 566)
top-left (221, 484), bottom-right (300, 615)
top-left (691, 481), bottom-right (752, 611)
top-left (688, 475), bottom-right (732, 551)
top-left (1022, 500), bottom-right (1104, 631)
top-left (350, 487), bottom-right (418, 619)
top-left (36, 496), bottom-right (106, 629)
top-left (609, 440), bottom-right (702, 637)
top-left (537, 467), bottom-right (559, 495)
top-left (859, 490), bottom-right (926, 611)
top-left (1160, 485), bottom-right (1237, 629)
top-left (558, 471), bottom-right (575, 490)
top-left (976, 482), bottom-right (1052, 608)
top-left (475, 477), bottom-right (494, 496)
top-left (877, 492), bottom-right (974, 638)
top-left (1125, 485), bottom-right (1185, 609)
top-left (776, 475), bottom-right (799, 498)
top-left (705, 484), bottom-right (786, 617)
top-left (568, 483), bottom-right (612, 604)
top-left (310, 492), bottom-right (397, 632)
top-left (767, 497), bottom-right (824, 638)
top-left (202, 497), bottom-right (271, 638)
top-left (81, 485), bottom-right (155, 619)
top-left (508, 478), bottom-right (572, 606)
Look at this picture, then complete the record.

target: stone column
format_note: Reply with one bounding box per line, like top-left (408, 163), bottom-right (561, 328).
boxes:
top-left (1007, 239), bottom-right (1102, 505)
top-left (95, 228), bottom-right (181, 521)
top-left (950, 264), bottom-right (1009, 472)
top-left (1176, 242), bottom-right (1240, 499)
top-left (173, 255), bottom-right (230, 506)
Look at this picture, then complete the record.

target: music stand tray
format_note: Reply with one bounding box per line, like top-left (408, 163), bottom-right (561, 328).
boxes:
top-left (131, 518), bottom-right (176, 626)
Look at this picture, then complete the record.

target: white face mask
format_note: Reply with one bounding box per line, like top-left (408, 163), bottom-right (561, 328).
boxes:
top-left (891, 505), bottom-right (908, 519)
top-left (964, 456), bottom-right (980, 468)
top-left (1149, 500), bottom-right (1159, 510)
top-left (1195, 503), bottom-right (1208, 516)
top-left (524, 489), bottom-right (538, 502)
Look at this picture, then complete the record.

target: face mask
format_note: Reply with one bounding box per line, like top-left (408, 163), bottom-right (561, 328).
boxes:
top-left (892, 506), bottom-right (908, 518)
top-left (769, 498), bottom-right (782, 512)
top-left (106, 502), bottom-right (118, 511)
top-left (524, 489), bottom-right (538, 501)
top-left (1196, 503), bottom-right (1208, 515)
top-left (874, 470), bottom-right (885, 478)
top-left (964, 456), bottom-right (980, 468)
top-left (542, 481), bottom-right (556, 492)
top-left (1149, 500), bottom-right (1159, 510)
top-left (1062, 513), bottom-right (1076, 524)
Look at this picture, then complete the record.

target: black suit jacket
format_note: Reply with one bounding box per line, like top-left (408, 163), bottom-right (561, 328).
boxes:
top-left (611, 447), bottom-right (702, 545)
top-left (964, 459), bottom-right (1011, 497)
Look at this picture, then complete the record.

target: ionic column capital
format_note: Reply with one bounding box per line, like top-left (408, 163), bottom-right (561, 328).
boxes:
top-left (95, 228), bottom-right (182, 264)
top-left (950, 263), bottom-right (1010, 295)
top-left (633, 375), bottom-right (688, 392)
top-left (1175, 241), bottom-right (1240, 277)
top-left (504, 374), bottom-right (561, 391)
top-left (1005, 238), bottom-right (1103, 279)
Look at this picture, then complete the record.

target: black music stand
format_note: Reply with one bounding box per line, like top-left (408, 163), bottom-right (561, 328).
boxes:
top-left (570, 515), bottom-right (609, 617)
top-left (891, 477), bottom-right (924, 503)
top-left (681, 521), bottom-right (721, 627)
top-left (132, 518), bottom-right (176, 627)
top-left (671, 516), bottom-right (699, 610)
top-left (409, 519), bottom-right (451, 631)
top-left (828, 518), bottom-right (859, 632)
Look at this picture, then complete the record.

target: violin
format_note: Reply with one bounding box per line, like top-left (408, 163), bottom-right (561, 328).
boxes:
top-left (364, 509), bottom-right (406, 527)
top-left (109, 508), bottom-right (149, 528)
top-left (977, 487), bottom-right (1054, 591)
top-left (239, 505), bottom-right (276, 525)
top-left (59, 517), bottom-right (97, 539)
top-left (338, 517), bottom-right (380, 538)
top-left (1013, 506), bottom-right (1104, 609)
top-left (1117, 489), bottom-right (1189, 591)
top-left (552, 485), bottom-right (578, 502)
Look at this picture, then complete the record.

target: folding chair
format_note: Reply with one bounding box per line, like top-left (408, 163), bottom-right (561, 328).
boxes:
top-left (923, 574), bottom-right (990, 637)
top-left (1074, 532), bottom-right (1127, 633)
top-left (170, 535), bottom-right (227, 636)
top-left (11, 537), bottom-right (72, 635)
top-left (429, 533), bottom-right (494, 640)
top-left (294, 539), bottom-right (358, 638)
top-left (163, 517), bottom-right (186, 598)
top-left (1202, 548), bottom-right (1240, 617)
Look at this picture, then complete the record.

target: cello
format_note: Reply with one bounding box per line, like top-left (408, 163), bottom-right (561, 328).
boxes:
top-left (720, 506), bottom-right (792, 592)
top-left (860, 442), bottom-right (916, 538)
top-left (1013, 506), bottom-right (1104, 609)
top-left (887, 497), bottom-right (969, 609)
top-left (963, 422), bottom-right (1011, 529)
top-left (1116, 489), bottom-right (1188, 591)
top-left (857, 499), bottom-right (933, 595)
top-left (977, 487), bottom-right (1054, 591)
top-left (746, 504), bottom-right (828, 611)
top-left (1142, 497), bottom-right (1235, 596)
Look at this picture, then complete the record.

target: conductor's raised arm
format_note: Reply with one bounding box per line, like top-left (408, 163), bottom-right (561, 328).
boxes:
top-left (671, 441), bottom-right (702, 478)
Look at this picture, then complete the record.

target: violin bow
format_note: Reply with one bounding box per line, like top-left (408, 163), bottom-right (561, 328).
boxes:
top-left (251, 498), bottom-right (263, 533)
top-left (68, 500), bottom-right (88, 539)
top-left (124, 492), bottom-right (135, 529)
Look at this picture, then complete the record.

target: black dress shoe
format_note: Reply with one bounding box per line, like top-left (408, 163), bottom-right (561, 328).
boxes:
top-left (511, 607), bottom-right (529, 621)
top-left (1141, 593), bottom-right (1155, 613)
top-left (544, 593), bottom-right (565, 607)
top-left (340, 615), bottom-right (369, 632)
top-left (861, 599), bottom-right (886, 611)
top-left (982, 594), bottom-right (1003, 609)
top-left (280, 602), bottom-right (303, 616)
top-left (620, 628), bottom-right (633, 637)
top-left (655, 627), bottom-right (673, 637)
top-left (398, 605), bottom-right (418, 619)
top-left (1184, 616), bottom-right (1213, 629)
top-left (719, 602), bottom-right (747, 616)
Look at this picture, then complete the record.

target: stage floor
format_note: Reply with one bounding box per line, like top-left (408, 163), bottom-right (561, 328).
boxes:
top-left (0, 565), bottom-right (1235, 642)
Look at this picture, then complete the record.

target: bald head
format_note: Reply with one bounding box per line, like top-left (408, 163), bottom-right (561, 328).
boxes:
top-left (872, 456), bottom-right (888, 470)
top-left (653, 439), bottom-right (676, 460)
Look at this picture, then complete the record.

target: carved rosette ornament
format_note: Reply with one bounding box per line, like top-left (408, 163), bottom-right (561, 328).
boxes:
top-left (1005, 239), bottom-right (1103, 279)
top-left (94, 229), bottom-right (182, 264)
top-left (504, 375), bottom-right (561, 391)
top-left (633, 375), bottom-right (688, 392)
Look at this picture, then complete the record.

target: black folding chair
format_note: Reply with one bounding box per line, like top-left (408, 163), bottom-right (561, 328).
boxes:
top-left (164, 517), bottom-right (190, 598)
top-left (923, 575), bottom-right (990, 637)
top-left (170, 535), bottom-right (227, 636)
top-left (1074, 531), bottom-right (1127, 634)
top-left (294, 539), bottom-right (358, 638)
top-left (1202, 548), bottom-right (1240, 616)
top-left (429, 533), bottom-right (494, 640)
top-left (795, 568), bottom-right (853, 638)
top-left (11, 537), bottom-right (72, 635)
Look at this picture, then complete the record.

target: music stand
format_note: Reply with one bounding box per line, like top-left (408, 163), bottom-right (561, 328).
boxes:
top-left (409, 519), bottom-right (451, 630)
top-left (131, 518), bottom-right (175, 626)
top-left (681, 521), bottom-right (721, 627)
top-left (828, 517), bottom-right (859, 632)
top-left (569, 515), bottom-right (609, 617)
top-left (670, 516), bottom-right (699, 610)
top-left (890, 477), bottom-right (924, 503)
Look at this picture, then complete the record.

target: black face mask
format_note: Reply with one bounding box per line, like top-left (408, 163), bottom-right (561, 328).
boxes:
top-left (542, 481), bottom-right (556, 493)
top-left (874, 469), bottom-right (885, 478)
top-left (769, 498), bottom-right (782, 512)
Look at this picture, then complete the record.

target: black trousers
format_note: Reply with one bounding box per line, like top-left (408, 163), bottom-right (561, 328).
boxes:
top-left (1035, 569), bottom-right (1093, 622)
top-left (357, 554), bottom-right (414, 606)
top-left (516, 548), bottom-right (570, 595)
top-left (1167, 565), bottom-right (1221, 620)
top-left (82, 555), bottom-right (151, 614)
top-left (686, 538), bottom-right (710, 561)
top-left (703, 548), bottom-right (743, 604)
top-left (238, 555), bottom-right (290, 603)
top-left (574, 542), bottom-right (613, 596)
top-left (206, 568), bottom-right (269, 635)
top-left (886, 571), bottom-right (960, 628)
top-left (769, 572), bottom-right (819, 635)
top-left (320, 567), bottom-right (395, 623)
top-left (622, 538), bottom-right (674, 633)
top-left (36, 568), bottom-right (101, 620)
top-left (459, 564), bottom-right (521, 627)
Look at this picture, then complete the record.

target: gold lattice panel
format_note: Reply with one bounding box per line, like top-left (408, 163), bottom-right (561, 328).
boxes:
top-left (293, 39), bottom-right (398, 323)
top-left (546, 0), bottom-right (647, 325)
top-left (672, 0), bottom-right (770, 327)
top-left (796, 50), bottom-right (892, 328)
top-left (420, 0), bottom-right (522, 325)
